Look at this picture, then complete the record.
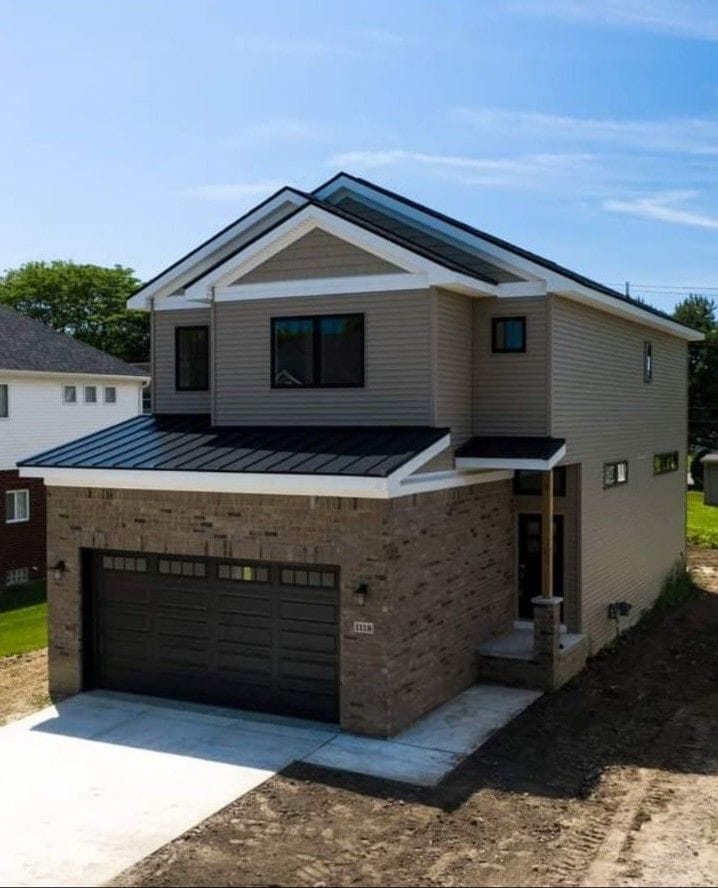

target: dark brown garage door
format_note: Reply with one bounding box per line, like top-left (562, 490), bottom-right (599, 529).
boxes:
top-left (90, 551), bottom-right (339, 722)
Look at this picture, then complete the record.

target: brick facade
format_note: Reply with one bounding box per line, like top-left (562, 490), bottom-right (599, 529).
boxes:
top-left (46, 479), bottom-right (514, 737)
top-left (0, 470), bottom-right (46, 585)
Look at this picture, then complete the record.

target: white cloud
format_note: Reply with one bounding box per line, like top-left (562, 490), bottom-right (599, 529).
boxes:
top-left (508, 0), bottom-right (718, 42)
top-left (183, 181), bottom-right (284, 201)
top-left (454, 108), bottom-right (718, 156)
top-left (603, 190), bottom-right (718, 228)
top-left (328, 149), bottom-right (594, 188)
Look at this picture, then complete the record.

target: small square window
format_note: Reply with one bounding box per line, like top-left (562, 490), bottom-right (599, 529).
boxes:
top-left (5, 489), bottom-right (29, 523)
top-left (654, 451), bottom-right (679, 475)
top-left (84, 385), bottom-right (97, 404)
top-left (644, 341), bottom-right (653, 383)
top-left (604, 460), bottom-right (629, 489)
top-left (63, 385), bottom-right (77, 404)
top-left (281, 568), bottom-right (295, 585)
top-left (255, 566), bottom-right (269, 583)
top-left (6, 567), bottom-right (29, 586)
top-left (0, 384), bottom-right (8, 418)
top-left (104, 386), bottom-right (117, 404)
top-left (492, 317), bottom-right (526, 353)
top-left (136, 558), bottom-right (147, 572)
top-left (158, 559), bottom-right (170, 574)
top-left (218, 564), bottom-right (230, 579)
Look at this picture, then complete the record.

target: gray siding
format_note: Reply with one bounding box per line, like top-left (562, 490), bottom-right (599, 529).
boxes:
top-left (152, 308), bottom-right (212, 413)
top-left (472, 297), bottom-right (550, 436)
top-left (214, 291), bottom-right (433, 425)
top-left (551, 296), bottom-right (688, 651)
top-left (434, 289), bottom-right (472, 447)
top-left (236, 228), bottom-right (402, 283)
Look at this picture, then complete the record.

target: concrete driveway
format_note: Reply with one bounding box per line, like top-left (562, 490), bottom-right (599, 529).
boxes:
top-left (0, 691), bottom-right (338, 887)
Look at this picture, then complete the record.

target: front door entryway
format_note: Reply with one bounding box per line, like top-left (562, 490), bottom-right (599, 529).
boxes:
top-left (517, 514), bottom-right (564, 619)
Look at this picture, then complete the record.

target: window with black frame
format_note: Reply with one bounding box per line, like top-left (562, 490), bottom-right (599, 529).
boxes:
top-left (175, 326), bottom-right (209, 391)
top-left (653, 451), bottom-right (679, 475)
top-left (272, 314), bottom-right (364, 388)
top-left (514, 466), bottom-right (567, 496)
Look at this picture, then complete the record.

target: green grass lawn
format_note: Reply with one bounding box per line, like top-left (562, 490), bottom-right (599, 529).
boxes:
top-left (0, 580), bottom-right (47, 657)
top-left (688, 490), bottom-right (718, 548)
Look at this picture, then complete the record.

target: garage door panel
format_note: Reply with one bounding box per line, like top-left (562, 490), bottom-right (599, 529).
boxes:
top-left (93, 551), bottom-right (339, 722)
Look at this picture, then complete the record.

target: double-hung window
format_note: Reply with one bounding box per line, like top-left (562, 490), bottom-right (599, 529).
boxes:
top-left (84, 385), bottom-right (97, 404)
top-left (175, 326), bottom-right (209, 391)
top-left (6, 489), bottom-right (29, 523)
top-left (0, 384), bottom-right (7, 418)
top-left (63, 385), bottom-right (77, 404)
top-left (271, 314), bottom-right (364, 388)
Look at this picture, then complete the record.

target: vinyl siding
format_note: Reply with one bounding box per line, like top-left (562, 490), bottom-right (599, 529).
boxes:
top-left (551, 296), bottom-right (688, 652)
top-left (214, 291), bottom-right (433, 425)
top-left (236, 228), bottom-right (403, 283)
top-left (472, 297), bottom-right (549, 436)
top-left (434, 289), bottom-right (472, 447)
top-left (152, 308), bottom-right (212, 414)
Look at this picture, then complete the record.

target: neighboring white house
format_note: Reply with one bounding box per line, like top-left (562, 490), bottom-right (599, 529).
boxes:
top-left (0, 305), bottom-right (148, 468)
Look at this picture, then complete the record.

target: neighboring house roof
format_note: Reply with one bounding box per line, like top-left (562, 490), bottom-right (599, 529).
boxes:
top-left (0, 305), bottom-right (148, 378)
top-left (19, 413), bottom-right (449, 477)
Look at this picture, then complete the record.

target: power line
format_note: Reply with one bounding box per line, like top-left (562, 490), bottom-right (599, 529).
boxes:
top-left (605, 282), bottom-right (718, 292)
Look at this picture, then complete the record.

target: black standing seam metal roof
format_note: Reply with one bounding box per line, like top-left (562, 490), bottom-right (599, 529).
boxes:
top-left (18, 414), bottom-right (450, 478)
top-left (455, 436), bottom-right (566, 461)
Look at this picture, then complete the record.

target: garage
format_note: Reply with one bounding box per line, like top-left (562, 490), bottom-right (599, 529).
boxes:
top-left (87, 551), bottom-right (340, 722)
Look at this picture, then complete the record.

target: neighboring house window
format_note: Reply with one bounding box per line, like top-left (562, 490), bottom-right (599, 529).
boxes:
top-left (6, 489), bottom-right (30, 523)
top-left (63, 384), bottom-right (77, 404)
top-left (654, 451), bottom-right (679, 475)
top-left (0, 384), bottom-right (8, 418)
top-left (271, 314), bottom-right (364, 388)
top-left (644, 341), bottom-right (653, 383)
top-left (514, 466), bottom-right (567, 496)
top-left (175, 326), bottom-right (209, 391)
top-left (84, 385), bottom-right (97, 404)
top-left (6, 567), bottom-right (29, 586)
top-left (492, 316), bottom-right (526, 353)
top-left (603, 460), bottom-right (628, 488)
top-left (104, 386), bottom-right (117, 404)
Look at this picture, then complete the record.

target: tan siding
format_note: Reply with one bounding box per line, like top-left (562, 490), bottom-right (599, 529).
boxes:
top-left (236, 228), bottom-right (402, 283)
top-left (152, 309), bottom-right (211, 413)
top-left (214, 291), bottom-right (433, 425)
top-left (472, 297), bottom-right (549, 435)
top-left (551, 296), bottom-right (688, 652)
top-left (434, 290), bottom-right (472, 447)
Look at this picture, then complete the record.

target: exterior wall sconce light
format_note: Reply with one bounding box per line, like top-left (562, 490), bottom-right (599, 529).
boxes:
top-left (352, 583), bottom-right (369, 606)
top-left (52, 560), bottom-right (67, 582)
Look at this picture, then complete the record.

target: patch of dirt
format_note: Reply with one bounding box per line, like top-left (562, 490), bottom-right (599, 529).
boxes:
top-left (113, 548), bottom-right (718, 888)
top-left (0, 649), bottom-right (49, 725)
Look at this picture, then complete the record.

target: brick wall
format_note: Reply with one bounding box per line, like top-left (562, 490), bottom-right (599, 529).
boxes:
top-left (46, 479), bottom-right (514, 736)
top-left (0, 470), bottom-right (46, 585)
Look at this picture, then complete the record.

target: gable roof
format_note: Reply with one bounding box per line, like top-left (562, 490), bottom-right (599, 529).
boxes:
top-left (0, 305), bottom-right (148, 378)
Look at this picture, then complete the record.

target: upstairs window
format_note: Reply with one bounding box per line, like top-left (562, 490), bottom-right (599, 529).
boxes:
top-left (603, 460), bottom-right (628, 488)
top-left (272, 314), bottom-right (364, 388)
top-left (63, 385), bottom-right (77, 404)
top-left (175, 326), bottom-right (209, 391)
top-left (492, 316), bottom-right (526, 353)
top-left (654, 451), bottom-right (679, 475)
top-left (6, 489), bottom-right (29, 523)
top-left (104, 386), bottom-right (117, 404)
top-left (644, 341), bottom-right (653, 383)
top-left (0, 384), bottom-right (7, 418)
top-left (84, 385), bottom-right (97, 404)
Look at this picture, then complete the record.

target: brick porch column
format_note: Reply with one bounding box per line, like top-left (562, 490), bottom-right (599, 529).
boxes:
top-left (532, 595), bottom-right (563, 662)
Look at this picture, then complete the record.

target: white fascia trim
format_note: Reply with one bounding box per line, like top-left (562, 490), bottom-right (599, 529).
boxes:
top-left (455, 444), bottom-right (566, 472)
top-left (127, 188), bottom-right (307, 309)
top-left (497, 281), bottom-right (547, 298)
top-left (216, 273), bottom-right (429, 302)
top-left (184, 206), bottom-right (498, 300)
top-left (0, 368), bottom-right (150, 383)
top-left (389, 433), bottom-right (452, 484)
top-left (154, 298), bottom-right (213, 312)
top-left (392, 468), bottom-right (513, 497)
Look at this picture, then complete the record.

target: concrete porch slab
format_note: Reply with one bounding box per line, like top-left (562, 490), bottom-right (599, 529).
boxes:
top-left (479, 627), bottom-right (586, 661)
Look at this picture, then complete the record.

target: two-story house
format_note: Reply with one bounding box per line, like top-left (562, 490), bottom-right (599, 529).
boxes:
top-left (0, 305), bottom-right (148, 587)
top-left (19, 174), bottom-right (701, 738)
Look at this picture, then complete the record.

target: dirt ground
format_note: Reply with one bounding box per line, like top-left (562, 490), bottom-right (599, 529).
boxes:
top-left (110, 548), bottom-right (718, 888)
top-left (0, 649), bottom-right (49, 725)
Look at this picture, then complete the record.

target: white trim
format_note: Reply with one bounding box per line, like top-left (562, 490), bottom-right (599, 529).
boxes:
top-left (497, 281), bottom-right (547, 298)
top-left (153, 298), bottom-right (213, 312)
top-left (183, 206), bottom-right (498, 301)
top-left (5, 488), bottom-right (30, 523)
top-left (216, 273), bottom-right (429, 302)
top-left (1, 368), bottom-right (150, 383)
top-left (392, 468), bottom-right (513, 497)
top-left (127, 188), bottom-right (308, 309)
top-left (455, 443), bottom-right (567, 472)
top-left (388, 434), bottom-right (451, 484)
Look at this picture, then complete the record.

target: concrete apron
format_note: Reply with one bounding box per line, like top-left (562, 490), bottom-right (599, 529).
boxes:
top-left (0, 685), bottom-right (541, 888)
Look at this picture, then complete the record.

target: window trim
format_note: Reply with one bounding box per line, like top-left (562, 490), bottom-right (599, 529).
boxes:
top-left (103, 385), bottom-right (117, 404)
top-left (84, 385), bottom-right (98, 405)
top-left (270, 313), bottom-right (365, 389)
top-left (0, 383), bottom-right (8, 419)
top-left (653, 450), bottom-right (679, 476)
top-left (491, 316), bottom-right (527, 354)
top-left (644, 341), bottom-right (653, 383)
top-left (6, 488), bottom-right (30, 524)
top-left (62, 384), bottom-right (77, 405)
top-left (175, 325), bottom-right (210, 392)
top-left (603, 460), bottom-right (629, 489)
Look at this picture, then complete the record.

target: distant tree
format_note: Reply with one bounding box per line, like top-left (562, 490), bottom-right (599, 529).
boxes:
top-left (0, 260), bottom-right (148, 362)
top-left (674, 294), bottom-right (718, 450)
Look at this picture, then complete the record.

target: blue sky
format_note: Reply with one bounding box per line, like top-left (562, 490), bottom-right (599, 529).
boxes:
top-left (1, 0), bottom-right (717, 311)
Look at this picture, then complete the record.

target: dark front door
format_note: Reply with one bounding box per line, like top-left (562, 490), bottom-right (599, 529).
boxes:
top-left (90, 551), bottom-right (340, 722)
top-left (517, 514), bottom-right (564, 619)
